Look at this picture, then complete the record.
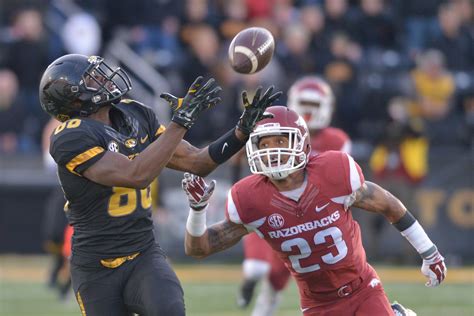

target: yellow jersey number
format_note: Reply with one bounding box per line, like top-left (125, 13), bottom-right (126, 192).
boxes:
top-left (54, 119), bottom-right (82, 135)
top-left (108, 186), bottom-right (152, 217)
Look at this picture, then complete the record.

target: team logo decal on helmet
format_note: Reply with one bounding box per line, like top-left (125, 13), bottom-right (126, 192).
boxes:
top-left (268, 213), bottom-right (284, 229)
top-left (87, 56), bottom-right (100, 64)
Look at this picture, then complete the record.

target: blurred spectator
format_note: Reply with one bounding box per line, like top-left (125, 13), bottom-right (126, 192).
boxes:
top-left (300, 4), bottom-right (330, 64)
top-left (461, 93), bottom-right (474, 146)
top-left (322, 32), bottom-right (361, 135)
top-left (272, 0), bottom-right (299, 27)
top-left (396, 0), bottom-right (444, 55)
top-left (101, 0), bottom-right (184, 69)
top-left (182, 0), bottom-right (220, 27)
top-left (352, 0), bottom-right (397, 50)
top-left (429, 2), bottom-right (474, 71)
top-left (407, 49), bottom-right (470, 147)
top-left (370, 97), bottom-right (428, 184)
top-left (3, 8), bottom-right (50, 150)
top-left (180, 24), bottom-right (221, 144)
top-left (4, 8), bottom-right (49, 97)
top-left (180, 24), bottom-right (220, 90)
top-left (102, 0), bottom-right (183, 30)
top-left (276, 22), bottom-right (317, 88)
top-left (208, 57), bottom-right (242, 138)
top-left (245, 0), bottom-right (273, 19)
top-left (324, 0), bottom-right (355, 37)
top-left (217, 0), bottom-right (248, 39)
top-left (452, 0), bottom-right (474, 29)
top-left (408, 49), bottom-right (455, 121)
top-left (0, 69), bottom-right (24, 154)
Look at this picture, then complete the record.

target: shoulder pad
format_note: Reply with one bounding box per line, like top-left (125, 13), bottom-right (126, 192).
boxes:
top-left (313, 151), bottom-right (364, 197)
top-left (50, 119), bottom-right (105, 175)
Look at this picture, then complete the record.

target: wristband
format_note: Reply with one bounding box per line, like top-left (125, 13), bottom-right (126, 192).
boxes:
top-left (399, 220), bottom-right (436, 259)
top-left (171, 113), bottom-right (193, 129)
top-left (392, 211), bottom-right (416, 231)
top-left (208, 128), bottom-right (246, 164)
top-left (186, 207), bottom-right (207, 237)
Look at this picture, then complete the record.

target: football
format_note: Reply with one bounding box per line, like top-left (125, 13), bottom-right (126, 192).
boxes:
top-left (228, 27), bottom-right (275, 74)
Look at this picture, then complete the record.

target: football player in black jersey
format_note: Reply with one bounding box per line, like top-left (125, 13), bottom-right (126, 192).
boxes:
top-left (39, 54), bottom-right (282, 316)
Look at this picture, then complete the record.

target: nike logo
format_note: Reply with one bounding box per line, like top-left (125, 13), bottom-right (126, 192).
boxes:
top-left (315, 203), bottom-right (329, 212)
top-left (221, 142), bottom-right (228, 154)
top-left (301, 307), bottom-right (311, 313)
top-left (140, 135), bottom-right (149, 143)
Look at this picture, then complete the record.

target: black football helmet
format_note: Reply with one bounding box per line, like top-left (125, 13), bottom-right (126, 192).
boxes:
top-left (39, 54), bottom-right (132, 122)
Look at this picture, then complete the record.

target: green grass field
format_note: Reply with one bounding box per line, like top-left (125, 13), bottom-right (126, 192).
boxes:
top-left (1, 256), bottom-right (473, 316)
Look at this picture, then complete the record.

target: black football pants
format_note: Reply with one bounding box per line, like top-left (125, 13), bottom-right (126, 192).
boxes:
top-left (70, 246), bottom-right (185, 316)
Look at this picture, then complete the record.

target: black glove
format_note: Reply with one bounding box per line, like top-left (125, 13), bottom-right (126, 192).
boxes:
top-left (237, 85), bottom-right (282, 135)
top-left (160, 76), bottom-right (222, 129)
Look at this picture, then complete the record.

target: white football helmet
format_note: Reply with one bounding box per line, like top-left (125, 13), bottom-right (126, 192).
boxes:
top-left (287, 76), bottom-right (334, 130)
top-left (246, 106), bottom-right (310, 180)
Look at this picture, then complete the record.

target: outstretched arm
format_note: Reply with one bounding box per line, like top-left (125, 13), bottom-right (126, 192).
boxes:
top-left (83, 76), bottom-right (220, 189)
top-left (352, 181), bottom-right (407, 223)
top-left (166, 86), bottom-right (282, 177)
top-left (353, 181), bottom-right (447, 287)
top-left (180, 173), bottom-right (248, 258)
top-left (185, 219), bottom-right (248, 259)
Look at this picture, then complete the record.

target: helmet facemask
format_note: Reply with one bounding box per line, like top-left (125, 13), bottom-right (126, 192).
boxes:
top-left (80, 56), bottom-right (131, 110)
top-left (293, 92), bottom-right (333, 130)
top-left (287, 77), bottom-right (334, 130)
top-left (246, 123), bottom-right (309, 180)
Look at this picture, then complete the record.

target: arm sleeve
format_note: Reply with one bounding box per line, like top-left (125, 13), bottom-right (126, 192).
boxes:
top-left (50, 127), bottom-right (106, 176)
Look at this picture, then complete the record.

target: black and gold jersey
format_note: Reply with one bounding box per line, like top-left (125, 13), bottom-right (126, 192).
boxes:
top-left (50, 99), bottom-right (166, 261)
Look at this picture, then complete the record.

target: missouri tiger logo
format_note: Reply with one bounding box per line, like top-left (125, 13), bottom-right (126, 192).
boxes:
top-left (124, 138), bottom-right (137, 148)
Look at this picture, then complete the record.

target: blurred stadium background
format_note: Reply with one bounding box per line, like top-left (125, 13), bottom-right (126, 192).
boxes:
top-left (0, 0), bottom-right (472, 315)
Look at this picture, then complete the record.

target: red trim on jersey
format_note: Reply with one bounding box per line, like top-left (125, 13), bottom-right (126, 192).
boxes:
top-left (62, 225), bottom-right (73, 258)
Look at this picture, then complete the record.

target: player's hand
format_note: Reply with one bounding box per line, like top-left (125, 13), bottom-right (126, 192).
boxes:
top-left (421, 250), bottom-right (447, 287)
top-left (237, 85), bottom-right (282, 135)
top-left (160, 76), bottom-right (222, 129)
top-left (182, 173), bottom-right (216, 211)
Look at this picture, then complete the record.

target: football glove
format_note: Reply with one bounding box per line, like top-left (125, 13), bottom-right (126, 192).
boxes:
top-left (237, 85), bottom-right (282, 135)
top-left (181, 173), bottom-right (216, 211)
top-left (391, 301), bottom-right (417, 316)
top-left (160, 76), bottom-right (221, 129)
top-left (421, 250), bottom-right (447, 287)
